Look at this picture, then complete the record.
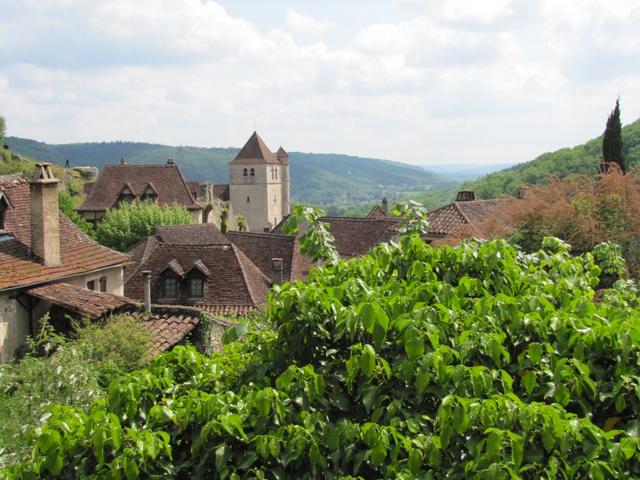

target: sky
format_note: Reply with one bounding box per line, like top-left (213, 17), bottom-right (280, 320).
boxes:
top-left (1, 0), bottom-right (639, 166)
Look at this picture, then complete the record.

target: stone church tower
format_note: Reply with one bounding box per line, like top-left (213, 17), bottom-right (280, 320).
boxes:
top-left (229, 132), bottom-right (291, 232)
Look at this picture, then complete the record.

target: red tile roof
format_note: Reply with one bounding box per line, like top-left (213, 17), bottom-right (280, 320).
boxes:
top-left (27, 283), bottom-right (139, 317)
top-left (155, 223), bottom-right (229, 245)
top-left (427, 199), bottom-right (510, 237)
top-left (367, 205), bottom-right (392, 219)
top-left (230, 132), bottom-right (281, 165)
top-left (213, 184), bottom-right (230, 201)
top-left (318, 217), bottom-right (400, 257)
top-left (200, 304), bottom-right (258, 317)
top-left (78, 163), bottom-right (201, 212)
top-left (225, 231), bottom-right (311, 282)
top-left (125, 224), bottom-right (270, 309)
top-left (0, 175), bottom-right (129, 291)
top-left (143, 306), bottom-right (232, 355)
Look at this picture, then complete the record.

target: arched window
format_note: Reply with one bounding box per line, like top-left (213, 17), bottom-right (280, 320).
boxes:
top-left (243, 168), bottom-right (248, 176)
top-left (250, 168), bottom-right (255, 176)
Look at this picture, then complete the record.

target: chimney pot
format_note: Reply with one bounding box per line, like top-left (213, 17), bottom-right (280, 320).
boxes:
top-left (120, 156), bottom-right (128, 165)
top-left (167, 158), bottom-right (176, 165)
top-left (142, 270), bottom-right (152, 313)
top-left (455, 190), bottom-right (475, 202)
top-left (271, 257), bottom-right (284, 284)
top-left (518, 186), bottom-right (531, 199)
top-left (381, 196), bottom-right (389, 212)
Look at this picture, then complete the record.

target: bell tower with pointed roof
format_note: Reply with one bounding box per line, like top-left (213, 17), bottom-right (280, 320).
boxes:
top-left (229, 132), bottom-right (290, 232)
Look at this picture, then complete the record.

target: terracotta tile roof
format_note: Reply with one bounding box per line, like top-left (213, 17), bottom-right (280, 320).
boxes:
top-left (213, 184), bottom-right (230, 201)
top-left (230, 132), bottom-right (280, 165)
top-left (27, 283), bottom-right (139, 317)
top-left (319, 217), bottom-right (400, 257)
top-left (125, 224), bottom-right (270, 309)
top-left (200, 304), bottom-right (258, 317)
top-left (0, 176), bottom-right (129, 291)
top-left (186, 181), bottom-right (200, 199)
top-left (77, 163), bottom-right (201, 212)
top-left (155, 223), bottom-right (229, 245)
top-left (142, 305), bottom-right (233, 355)
top-left (427, 199), bottom-right (510, 237)
top-left (367, 205), bottom-right (392, 219)
top-left (276, 146), bottom-right (289, 165)
top-left (225, 231), bottom-right (311, 282)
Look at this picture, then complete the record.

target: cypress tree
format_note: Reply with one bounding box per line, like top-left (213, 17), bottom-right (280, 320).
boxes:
top-left (602, 98), bottom-right (624, 172)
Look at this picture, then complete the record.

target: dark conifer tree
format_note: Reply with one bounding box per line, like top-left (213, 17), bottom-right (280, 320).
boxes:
top-left (602, 98), bottom-right (624, 172)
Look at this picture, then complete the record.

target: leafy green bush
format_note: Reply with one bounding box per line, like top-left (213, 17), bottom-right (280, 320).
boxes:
top-left (58, 190), bottom-right (96, 239)
top-left (0, 315), bottom-right (151, 467)
top-left (6, 236), bottom-right (640, 478)
top-left (96, 200), bottom-right (194, 251)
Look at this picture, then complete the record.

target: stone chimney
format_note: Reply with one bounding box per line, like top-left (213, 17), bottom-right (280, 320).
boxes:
top-left (455, 190), bottom-right (475, 202)
top-left (30, 163), bottom-right (61, 266)
top-left (271, 258), bottom-right (284, 284)
top-left (518, 186), bottom-right (531, 199)
top-left (120, 156), bottom-right (128, 165)
top-left (142, 270), bottom-right (152, 313)
top-left (167, 158), bottom-right (176, 165)
top-left (381, 196), bottom-right (389, 213)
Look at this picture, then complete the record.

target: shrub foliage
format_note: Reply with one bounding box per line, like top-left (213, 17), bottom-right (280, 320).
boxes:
top-left (6, 236), bottom-right (640, 478)
top-left (0, 315), bottom-right (151, 467)
top-left (96, 200), bottom-right (194, 251)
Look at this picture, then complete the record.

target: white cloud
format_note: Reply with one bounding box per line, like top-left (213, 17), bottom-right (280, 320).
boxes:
top-left (286, 9), bottom-right (334, 35)
top-left (0, 0), bottom-right (639, 167)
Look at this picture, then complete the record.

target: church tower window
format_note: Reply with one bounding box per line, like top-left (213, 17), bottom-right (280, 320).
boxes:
top-left (250, 168), bottom-right (255, 176)
top-left (243, 168), bottom-right (248, 176)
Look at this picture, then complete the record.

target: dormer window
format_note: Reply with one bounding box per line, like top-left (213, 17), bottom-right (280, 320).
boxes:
top-left (163, 277), bottom-right (178, 298)
top-left (0, 192), bottom-right (9, 231)
top-left (140, 185), bottom-right (158, 203)
top-left (243, 168), bottom-right (248, 176)
top-left (250, 168), bottom-right (255, 176)
top-left (117, 185), bottom-right (135, 206)
top-left (186, 260), bottom-right (209, 298)
top-left (189, 277), bottom-right (204, 297)
top-left (161, 259), bottom-right (184, 299)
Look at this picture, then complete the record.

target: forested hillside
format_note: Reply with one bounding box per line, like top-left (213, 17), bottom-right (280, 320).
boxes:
top-left (412, 118), bottom-right (640, 208)
top-left (5, 137), bottom-right (454, 206)
top-left (465, 118), bottom-right (640, 198)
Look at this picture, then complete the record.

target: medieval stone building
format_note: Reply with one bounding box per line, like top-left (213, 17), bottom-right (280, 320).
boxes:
top-left (228, 132), bottom-right (291, 232)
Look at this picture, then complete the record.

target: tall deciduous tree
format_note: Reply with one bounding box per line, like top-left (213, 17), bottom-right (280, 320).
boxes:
top-left (602, 98), bottom-right (624, 172)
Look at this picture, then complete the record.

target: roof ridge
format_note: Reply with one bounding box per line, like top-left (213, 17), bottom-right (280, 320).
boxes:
top-left (453, 202), bottom-right (473, 225)
top-left (226, 230), bottom-right (294, 239)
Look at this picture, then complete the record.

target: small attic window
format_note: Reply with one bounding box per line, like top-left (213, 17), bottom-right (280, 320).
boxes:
top-left (250, 168), bottom-right (255, 176)
top-left (141, 186), bottom-right (157, 203)
top-left (118, 186), bottom-right (135, 205)
top-left (0, 193), bottom-right (9, 231)
top-left (243, 168), bottom-right (248, 176)
top-left (163, 277), bottom-right (178, 298)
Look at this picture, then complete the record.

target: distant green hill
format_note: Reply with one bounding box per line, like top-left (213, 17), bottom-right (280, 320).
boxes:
top-left (463, 118), bottom-right (640, 199)
top-left (412, 118), bottom-right (640, 208)
top-left (5, 137), bottom-right (454, 206)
